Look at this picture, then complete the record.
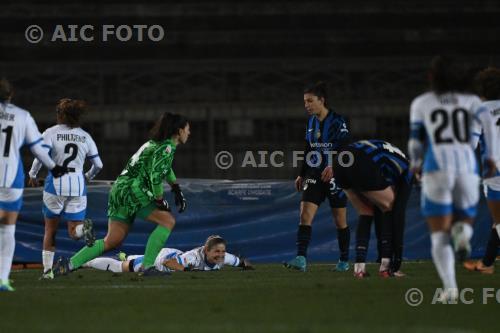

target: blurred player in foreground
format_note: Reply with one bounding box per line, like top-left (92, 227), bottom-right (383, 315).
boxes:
top-left (0, 79), bottom-right (67, 291)
top-left (284, 81), bottom-right (351, 272)
top-left (54, 112), bottom-right (189, 276)
top-left (84, 235), bottom-right (253, 273)
top-left (464, 67), bottom-right (500, 274)
top-left (332, 140), bottom-right (413, 278)
top-left (28, 99), bottom-right (103, 280)
top-left (408, 56), bottom-right (497, 301)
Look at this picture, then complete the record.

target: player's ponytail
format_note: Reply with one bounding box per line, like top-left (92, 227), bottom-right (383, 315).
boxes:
top-left (0, 78), bottom-right (13, 103)
top-left (429, 55), bottom-right (470, 94)
top-left (149, 112), bottom-right (189, 142)
top-left (56, 98), bottom-right (86, 128)
top-left (304, 81), bottom-right (328, 107)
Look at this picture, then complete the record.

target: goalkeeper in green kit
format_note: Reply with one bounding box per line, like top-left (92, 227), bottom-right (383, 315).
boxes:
top-left (54, 112), bottom-right (190, 276)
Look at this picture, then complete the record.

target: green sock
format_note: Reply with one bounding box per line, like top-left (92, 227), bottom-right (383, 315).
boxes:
top-left (143, 225), bottom-right (171, 269)
top-left (70, 239), bottom-right (105, 269)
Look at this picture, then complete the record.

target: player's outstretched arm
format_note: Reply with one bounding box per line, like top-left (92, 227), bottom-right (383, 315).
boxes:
top-left (162, 258), bottom-right (186, 271)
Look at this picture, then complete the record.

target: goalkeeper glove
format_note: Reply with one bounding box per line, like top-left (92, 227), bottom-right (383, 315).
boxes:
top-left (154, 198), bottom-right (171, 212)
top-left (51, 165), bottom-right (68, 178)
top-left (238, 257), bottom-right (254, 270)
top-left (171, 183), bottom-right (187, 213)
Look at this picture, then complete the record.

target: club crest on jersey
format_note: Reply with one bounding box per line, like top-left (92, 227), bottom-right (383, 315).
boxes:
top-left (165, 145), bottom-right (172, 153)
top-left (315, 130), bottom-right (321, 139)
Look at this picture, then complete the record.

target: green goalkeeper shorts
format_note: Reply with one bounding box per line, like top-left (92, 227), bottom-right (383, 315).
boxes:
top-left (107, 180), bottom-right (156, 225)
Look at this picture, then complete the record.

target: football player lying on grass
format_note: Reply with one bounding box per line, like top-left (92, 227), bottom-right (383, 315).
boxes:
top-left (83, 235), bottom-right (253, 273)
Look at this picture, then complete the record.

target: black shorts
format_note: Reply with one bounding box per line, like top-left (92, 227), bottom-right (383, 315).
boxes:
top-left (332, 148), bottom-right (391, 191)
top-left (301, 175), bottom-right (347, 208)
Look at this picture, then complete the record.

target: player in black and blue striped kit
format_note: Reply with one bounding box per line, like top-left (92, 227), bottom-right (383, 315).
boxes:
top-left (284, 82), bottom-right (351, 272)
top-left (332, 139), bottom-right (413, 277)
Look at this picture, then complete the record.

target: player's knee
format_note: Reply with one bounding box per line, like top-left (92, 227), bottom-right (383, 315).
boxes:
top-left (163, 214), bottom-right (175, 229)
top-left (67, 225), bottom-right (79, 240)
top-left (377, 200), bottom-right (394, 213)
top-left (104, 238), bottom-right (122, 251)
top-left (299, 211), bottom-right (313, 225)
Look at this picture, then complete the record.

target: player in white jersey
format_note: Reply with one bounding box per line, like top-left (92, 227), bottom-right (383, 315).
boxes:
top-left (28, 99), bottom-right (103, 280)
top-left (408, 56), bottom-right (499, 302)
top-left (83, 235), bottom-right (253, 273)
top-left (0, 79), bottom-right (67, 291)
top-left (464, 67), bottom-right (500, 274)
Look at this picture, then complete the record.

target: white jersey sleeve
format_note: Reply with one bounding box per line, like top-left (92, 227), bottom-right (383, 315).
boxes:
top-left (154, 248), bottom-right (184, 272)
top-left (0, 103), bottom-right (54, 188)
top-left (474, 101), bottom-right (500, 161)
top-left (42, 125), bottom-right (101, 196)
top-left (84, 135), bottom-right (103, 180)
top-left (474, 100), bottom-right (500, 178)
top-left (223, 252), bottom-right (240, 267)
top-left (408, 92), bottom-right (481, 174)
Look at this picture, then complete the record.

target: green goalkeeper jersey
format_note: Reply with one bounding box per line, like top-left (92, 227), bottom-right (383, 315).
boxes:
top-left (108, 139), bottom-right (177, 219)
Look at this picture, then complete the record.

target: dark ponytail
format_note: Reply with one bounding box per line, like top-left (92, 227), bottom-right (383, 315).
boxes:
top-left (429, 55), bottom-right (469, 94)
top-left (0, 78), bottom-right (13, 103)
top-left (149, 112), bottom-right (189, 142)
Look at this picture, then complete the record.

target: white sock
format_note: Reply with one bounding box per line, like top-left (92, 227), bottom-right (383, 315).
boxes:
top-left (85, 258), bottom-right (123, 273)
top-left (42, 250), bottom-right (55, 271)
top-left (495, 224), bottom-right (500, 239)
top-left (0, 224), bottom-right (16, 282)
top-left (379, 258), bottom-right (390, 272)
top-left (74, 224), bottom-right (84, 239)
top-left (431, 231), bottom-right (457, 290)
top-left (354, 263), bottom-right (365, 273)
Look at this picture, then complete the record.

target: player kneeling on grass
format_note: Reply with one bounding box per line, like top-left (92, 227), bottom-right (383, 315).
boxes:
top-left (28, 99), bottom-right (103, 280)
top-left (83, 235), bottom-right (253, 273)
top-left (464, 67), bottom-right (500, 274)
top-left (332, 140), bottom-right (413, 278)
top-left (54, 112), bottom-right (189, 277)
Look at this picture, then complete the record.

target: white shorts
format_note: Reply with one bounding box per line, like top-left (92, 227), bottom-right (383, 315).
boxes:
top-left (483, 176), bottom-right (500, 201)
top-left (0, 188), bottom-right (23, 212)
top-left (421, 171), bottom-right (479, 218)
top-left (42, 191), bottom-right (87, 220)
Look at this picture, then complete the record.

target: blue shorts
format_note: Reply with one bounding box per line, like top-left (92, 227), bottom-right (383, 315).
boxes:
top-left (0, 196), bottom-right (23, 212)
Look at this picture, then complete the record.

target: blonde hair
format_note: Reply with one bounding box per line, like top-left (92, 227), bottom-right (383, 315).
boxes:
top-left (204, 235), bottom-right (227, 250)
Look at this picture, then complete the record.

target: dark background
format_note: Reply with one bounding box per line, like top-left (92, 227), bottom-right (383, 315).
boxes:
top-left (1, 0), bottom-right (500, 179)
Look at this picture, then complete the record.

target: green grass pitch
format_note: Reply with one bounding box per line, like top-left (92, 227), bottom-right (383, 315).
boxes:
top-left (1, 262), bottom-right (498, 333)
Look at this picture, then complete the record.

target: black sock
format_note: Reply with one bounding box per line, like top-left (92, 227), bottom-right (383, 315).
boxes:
top-left (482, 228), bottom-right (500, 267)
top-left (296, 225), bottom-right (312, 257)
top-left (374, 209), bottom-right (382, 263)
top-left (337, 226), bottom-right (350, 262)
top-left (379, 211), bottom-right (393, 260)
top-left (355, 215), bottom-right (373, 263)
